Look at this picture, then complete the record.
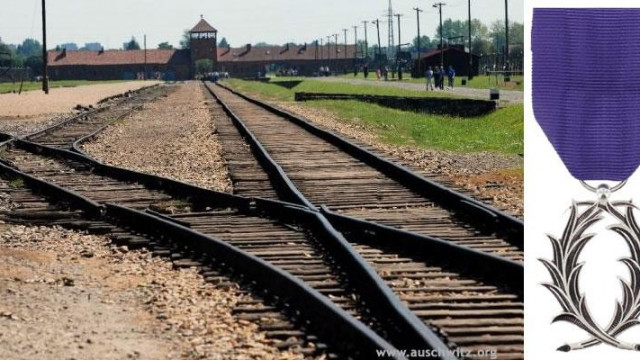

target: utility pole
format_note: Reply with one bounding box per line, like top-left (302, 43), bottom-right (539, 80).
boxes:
top-left (413, 8), bottom-right (423, 55)
top-left (320, 38), bottom-right (324, 60)
top-left (468, 0), bottom-right (473, 79)
top-left (395, 13), bottom-right (403, 80)
top-left (41, 0), bottom-right (49, 94)
top-left (433, 2), bottom-right (446, 67)
top-left (144, 34), bottom-right (147, 80)
top-left (373, 19), bottom-right (382, 62)
top-left (333, 33), bottom-right (339, 58)
top-left (343, 29), bottom-right (348, 59)
top-left (504, 0), bottom-right (509, 73)
top-left (327, 36), bottom-right (331, 62)
top-left (362, 20), bottom-right (369, 59)
top-left (353, 25), bottom-right (358, 58)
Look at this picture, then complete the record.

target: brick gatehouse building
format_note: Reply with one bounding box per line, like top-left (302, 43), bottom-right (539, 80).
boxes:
top-left (47, 17), bottom-right (357, 80)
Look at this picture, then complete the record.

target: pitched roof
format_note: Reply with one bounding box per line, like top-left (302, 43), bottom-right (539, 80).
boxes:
top-left (47, 49), bottom-right (190, 67)
top-left (217, 44), bottom-right (358, 63)
top-left (190, 18), bottom-right (217, 33)
top-left (419, 47), bottom-right (477, 59)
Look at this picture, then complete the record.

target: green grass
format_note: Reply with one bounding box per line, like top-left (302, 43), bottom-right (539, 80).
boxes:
top-left (0, 80), bottom-right (131, 94)
top-left (7, 178), bottom-right (24, 188)
top-left (338, 73), bottom-right (524, 91)
top-left (307, 100), bottom-right (523, 154)
top-left (224, 77), bottom-right (461, 102)
top-left (223, 78), bottom-right (523, 155)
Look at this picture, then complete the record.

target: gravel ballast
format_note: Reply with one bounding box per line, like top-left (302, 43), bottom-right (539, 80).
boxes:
top-left (82, 82), bottom-right (232, 193)
top-left (0, 81), bottom-right (160, 137)
top-left (0, 224), bottom-right (305, 359)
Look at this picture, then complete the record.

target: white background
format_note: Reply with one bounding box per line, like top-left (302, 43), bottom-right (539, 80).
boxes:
top-left (525, 1), bottom-right (640, 358)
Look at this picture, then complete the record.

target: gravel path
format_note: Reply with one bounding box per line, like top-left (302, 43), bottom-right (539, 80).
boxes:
top-left (314, 76), bottom-right (524, 103)
top-left (277, 102), bottom-right (523, 216)
top-left (82, 82), bottom-right (232, 193)
top-left (0, 81), bottom-right (161, 137)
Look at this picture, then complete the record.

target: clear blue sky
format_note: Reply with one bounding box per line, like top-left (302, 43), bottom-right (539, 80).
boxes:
top-left (0, 0), bottom-right (523, 49)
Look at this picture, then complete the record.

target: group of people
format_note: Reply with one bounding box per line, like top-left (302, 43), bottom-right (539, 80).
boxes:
top-left (425, 65), bottom-right (455, 91)
top-left (319, 66), bottom-right (331, 76)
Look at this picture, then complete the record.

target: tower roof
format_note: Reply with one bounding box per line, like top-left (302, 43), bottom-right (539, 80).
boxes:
top-left (190, 18), bottom-right (217, 33)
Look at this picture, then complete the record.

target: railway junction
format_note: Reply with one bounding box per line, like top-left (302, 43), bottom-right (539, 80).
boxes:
top-left (0, 80), bottom-right (523, 359)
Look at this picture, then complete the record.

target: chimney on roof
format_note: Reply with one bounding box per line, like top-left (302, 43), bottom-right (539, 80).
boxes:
top-left (99, 47), bottom-right (104, 54)
top-left (246, 44), bottom-right (252, 52)
top-left (61, 48), bottom-right (67, 57)
top-left (285, 43), bottom-right (290, 51)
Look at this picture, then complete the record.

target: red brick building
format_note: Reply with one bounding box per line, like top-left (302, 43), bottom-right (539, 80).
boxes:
top-left (217, 43), bottom-right (357, 77)
top-left (47, 17), bottom-right (359, 80)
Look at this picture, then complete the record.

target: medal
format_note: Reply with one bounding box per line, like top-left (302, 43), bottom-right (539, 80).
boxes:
top-left (533, 8), bottom-right (640, 352)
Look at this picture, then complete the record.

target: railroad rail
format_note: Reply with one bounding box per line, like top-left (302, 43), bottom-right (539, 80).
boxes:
top-left (0, 96), bottom-right (451, 358)
top-left (200, 81), bottom-right (524, 359)
top-left (207, 82), bottom-right (523, 262)
top-left (0, 82), bottom-right (524, 359)
top-left (25, 84), bottom-right (167, 147)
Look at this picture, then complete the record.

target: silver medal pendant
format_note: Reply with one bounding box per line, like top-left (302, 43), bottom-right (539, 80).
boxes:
top-left (541, 181), bottom-right (640, 352)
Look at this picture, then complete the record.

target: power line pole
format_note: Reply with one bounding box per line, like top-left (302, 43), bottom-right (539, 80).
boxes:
top-left (433, 2), bottom-right (446, 67)
top-left (413, 7), bottom-right (423, 55)
top-left (144, 34), bottom-right (147, 80)
top-left (41, 0), bottom-right (49, 94)
top-left (387, 0), bottom-right (395, 61)
top-left (468, 0), bottom-right (473, 79)
top-left (362, 21), bottom-right (369, 59)
top-left (343, 29), bottom-right (348, 59)
top-left (327, 36), bottom-right (331, 62)
top-left (373, 19), bottom-right (382, 62)
top-left (353, 25), bottom-right (358, 58)
top-left (504, 0), bottom-right (509, 70)
top-left (395, 13), bottom-right (403, 80)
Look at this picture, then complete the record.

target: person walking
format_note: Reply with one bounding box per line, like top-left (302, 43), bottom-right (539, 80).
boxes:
top-left (439, 66), bottom-right (446, 89)
top-left (447, 65), bottom-right (456, 88)
top-left (425, 66), bottom-right (434, 91)
top-left (434, 66), bottom-right (442, 90)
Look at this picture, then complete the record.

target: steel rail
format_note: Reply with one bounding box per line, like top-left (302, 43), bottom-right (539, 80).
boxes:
top-left (215, 81), bottom-right (523, 246)
top-left (24, 84), bottom-right (159, 142)
top-left (204, 83), bottom-right (523, 276)
top-left (0, 144), bottom-right (405, 359)
top-left (2, 137), bottom-right (457, 359)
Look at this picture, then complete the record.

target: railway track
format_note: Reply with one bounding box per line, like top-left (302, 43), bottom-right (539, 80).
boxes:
top-left (0, 81), bottom-right (524, 359)
top-left (0, 177), bottom-right (336, 358)
top-left (25, 84), bottom-right (168, 147)
top-left (207, 82), bottom-right (523, 263)
top-left (0, 95), bottom-right (439, 358)
top-left (201, 82), bottom-right (524, 359)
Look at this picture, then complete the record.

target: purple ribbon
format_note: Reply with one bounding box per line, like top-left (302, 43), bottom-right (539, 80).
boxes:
top-left (533, 8), bottom-right (640, 181)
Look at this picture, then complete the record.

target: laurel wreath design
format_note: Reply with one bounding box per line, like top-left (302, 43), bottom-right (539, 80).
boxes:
top-left (541, 200), bottom-right (640, 352)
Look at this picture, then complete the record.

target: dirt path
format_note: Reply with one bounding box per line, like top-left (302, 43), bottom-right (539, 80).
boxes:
top-left (314, 76), bottom-right (524, 103)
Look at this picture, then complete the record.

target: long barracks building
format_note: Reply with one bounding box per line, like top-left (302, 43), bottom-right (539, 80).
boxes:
top-left (47, 18), bottom-right (358, 80)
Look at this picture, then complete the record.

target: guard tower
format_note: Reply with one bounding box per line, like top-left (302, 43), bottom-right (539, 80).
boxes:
top-left (189, 16), bottom-right (218, 78)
